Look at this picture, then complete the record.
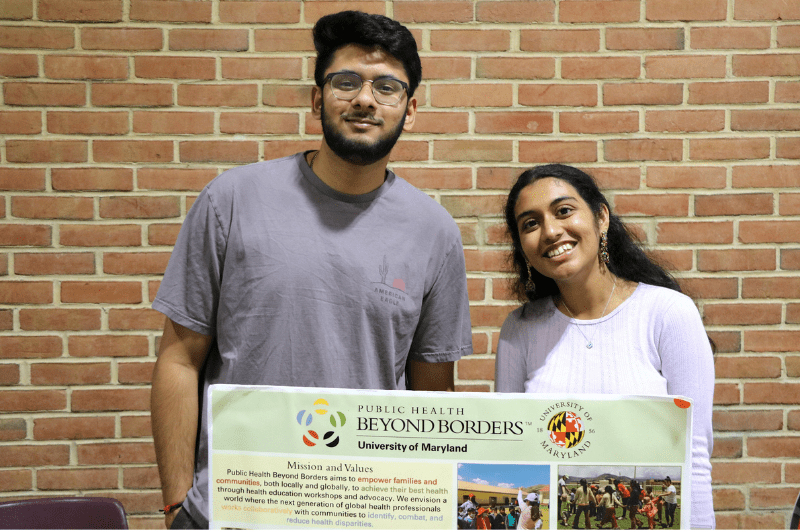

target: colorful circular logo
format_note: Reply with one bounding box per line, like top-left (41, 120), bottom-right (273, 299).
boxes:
top-left (547, 410), bottom-right (585, 448)
top-left (296, 398), bottom-right (345, 448)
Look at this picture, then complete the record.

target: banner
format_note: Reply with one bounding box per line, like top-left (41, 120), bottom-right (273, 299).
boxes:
top-left (208, 385), bottom-right (692, 529)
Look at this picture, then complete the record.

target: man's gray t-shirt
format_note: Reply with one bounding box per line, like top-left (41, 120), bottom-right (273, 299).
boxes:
top-left (152, 152), bottom-right (473, 526)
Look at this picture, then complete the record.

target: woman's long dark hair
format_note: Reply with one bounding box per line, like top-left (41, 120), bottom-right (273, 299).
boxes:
top-left (579, 478), bottom-right (588, 495)
top-left (504, 164), bottom-right (681, 303)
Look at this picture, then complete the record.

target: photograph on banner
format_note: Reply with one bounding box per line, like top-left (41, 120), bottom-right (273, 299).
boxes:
top-left (207, 385), bottom-right (691, 529)
top-left (456, 463), bottom-right (550, 529)
top-left (553, 466), bottom-right (681, 529)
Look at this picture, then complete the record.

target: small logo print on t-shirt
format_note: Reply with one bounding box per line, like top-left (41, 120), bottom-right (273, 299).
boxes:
top-left (374, 255), bottom-right (406, 306)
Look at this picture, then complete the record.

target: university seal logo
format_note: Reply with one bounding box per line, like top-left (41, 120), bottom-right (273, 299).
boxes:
top-left (547, 410), bottom-right (585, 449)
top-left (296, 398), bottom-right (346, 448)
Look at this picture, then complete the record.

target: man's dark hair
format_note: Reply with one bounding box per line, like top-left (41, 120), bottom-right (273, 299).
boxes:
top-left (313, 10), bottom-right (422, 97)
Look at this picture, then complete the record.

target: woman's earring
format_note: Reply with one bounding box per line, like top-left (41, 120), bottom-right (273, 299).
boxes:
top-left (524, 259), bottom-right (536, 293)
top-left (599, 231), bottom-right (610, 264)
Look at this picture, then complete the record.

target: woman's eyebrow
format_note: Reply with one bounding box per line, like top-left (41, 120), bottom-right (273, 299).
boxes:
top-left (515, 195), bottom-right (576, 222)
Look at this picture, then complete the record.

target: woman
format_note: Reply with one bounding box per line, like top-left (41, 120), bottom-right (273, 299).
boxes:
top-left (571, 478), bottom-right (595, 529)
top-left (495, 164), bottom-right (715, 528)
top-left (597, 485), bottom-right (622, 529)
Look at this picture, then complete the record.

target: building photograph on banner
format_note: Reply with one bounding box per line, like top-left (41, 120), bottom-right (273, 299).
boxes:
top-left (207, 386), bottom-right (692, 529)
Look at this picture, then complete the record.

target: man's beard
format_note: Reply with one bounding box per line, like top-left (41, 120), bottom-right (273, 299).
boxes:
top-left (320, 100), bottom-right (406, 166)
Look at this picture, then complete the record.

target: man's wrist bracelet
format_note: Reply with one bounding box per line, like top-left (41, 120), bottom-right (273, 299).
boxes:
top-left (160, 501), bottom-right (183, 515)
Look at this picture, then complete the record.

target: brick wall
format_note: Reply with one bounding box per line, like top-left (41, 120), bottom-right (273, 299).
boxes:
top-left (1, 0), bottom-right (798, 527)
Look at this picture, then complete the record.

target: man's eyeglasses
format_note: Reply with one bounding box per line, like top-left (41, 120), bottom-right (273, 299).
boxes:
top-left (322, 72), bottom-right (408, 106)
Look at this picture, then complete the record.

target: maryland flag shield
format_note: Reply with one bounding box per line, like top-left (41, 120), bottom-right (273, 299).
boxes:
top-left (547, 411), bottom-right (585, 448)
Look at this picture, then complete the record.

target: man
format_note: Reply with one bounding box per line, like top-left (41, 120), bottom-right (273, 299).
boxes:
top-left (658, 477), bottom-right (678, 527)
top-left (150, 11), bottom-right (472, 529)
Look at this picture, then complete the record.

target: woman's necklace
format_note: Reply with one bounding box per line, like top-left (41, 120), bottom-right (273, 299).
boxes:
top-left (560, 277), bottom-right (617, 349)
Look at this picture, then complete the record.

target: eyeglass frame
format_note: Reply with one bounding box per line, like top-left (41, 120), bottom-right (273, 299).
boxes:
top-left (321, 71), bottom-right (409, 106)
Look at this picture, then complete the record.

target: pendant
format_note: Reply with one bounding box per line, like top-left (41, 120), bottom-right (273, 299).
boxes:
top-left (586, 342), bottom-right (593, 349)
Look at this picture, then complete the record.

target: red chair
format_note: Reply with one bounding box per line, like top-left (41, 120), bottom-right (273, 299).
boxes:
top-left (0, 497), bottom-right (128, 529)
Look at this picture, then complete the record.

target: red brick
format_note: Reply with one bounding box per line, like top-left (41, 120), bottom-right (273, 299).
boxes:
top-left (262, 85), bottom-right (311, 108)
top-left (691, 138), bottom-right (770, 160)
top-left (0, 336), bottom-right (61, 359)
top-left (34, 416), bottom-right (115, 440)
top-left (678, 278), bottom-right (738, 300)
top-left (81, 27), bottom-right (161, 51)
top-left (0, 25), bottom-right (73, 49)
top-left (138, 168), bottom-right (215, 192)
top-left (108, 308), bottom-right (164, 331)
top-left (657, 221), bottom-right (732, 244)
top-left (746, 381), bottom-right (800, 404)
top-left (3, 82), bottom-right (85, 107)
top-left (698, 249), bottom-right (775, 272)
top-left (520, 29), bottom-right (599, 52)
top-left (743, 277), bottom-right (800, 298)
top-left (789, 306), bottom-right (800, 325)
top-left (434, 140), bottom-right (513, 162)
top-left (52, 167), bottom-right (133, 191)
top-left (784, 250), bottom-right (800, 270)
top-left (394, 1), bottom-right (472, 22)
top-left (221, 57), bottom-right (301, 80)
top-left (179, 141), bottom-right (259, 163)
top-left (123, 466), bottom-right (160, 489)
top-left (688, 81), bottom-right (769, 104)
top-left (733, 109), bottom-right (800, 132)
top-left (253, 28), bottom-right (313, 52)
top-left (519, 141), bottom-right (597, 163)
top-left (47, 110), bottom-right (128, 135)
top-left (12, 196), bottom-right (93, 220)
top-left (459, 222), bottom-right (479, 246)
top-left (0, 225), bottom-right (51, 247)
top-left (6, 140), bottom-right (87, 163)
top-left (781, 193), bottom-right (800, 215)
top-left (474, 111), bottom-right (553, 134)
top-left (691, 26), bottom-right (771, 49)
top-left (735, 0), bottom-right (800, 20)
top-left (77, 442), bottom-right (156, 465)
top-left (604, 83), bottom-right (682, 106)
top-left (713, 384), bottom-right (740, 405)
top-left (695, 193), bottom-right (773, 216)
top-left (68, 335), bottom-right (149, 359)
top-left (94, 140), bottom-right (173, 163)
top-left (430, 30), bottom-right (510, 52)
top-left (30, 362), bottom-right (110, 385)
top-left (0, 469), bottom-right (31, 492)
top-left (0, 389), bottom-right (65, 412)
top-left (0, 53), bottom-right (37, 77)
top-left (605, 139), bottom-right (682, 161)
top-left (713, 409), bottom-right (783, 431)
top-left (614, 194), bottom-right (689, 216)
top-left (38, 468), bottom-right (117, 490)
top-left (61, 281), bottom-right (142, 304)
top-left (121, 416), bottom-right (152, 438)
top-left (750, 487), bottom-right (800, 510)
top-left (776, 81), bottom-right (800, 102)
top-left (647, 0), bottom-right (726, 21)
top-left (469, 305), bottom-right (515, 327)
top-left (391, 141), bottom-right (427, 163)
top-left (60, 224), bottom-right (141, 247)
top-left (711, 462), bottom-right (780, 484)
top-left (705, 302), bottom-right (782, 325)
top-left (560, 0), bottom-right (639, 22)
top-left (715, 355), bottom-right (782, 378)
top-left (400, 168), bottom-right (472, 190)
top-left (778, 137), bottom-right (800, 158)
top-left (708, 331), bottom-right (741, 353)
top-left (456, 358), bottom-right (496, 381)
top-left (562, 57), bottom-right (640, 79)
top-left (646, 110), bottom-right (724, 132)
top-left (646, 55), bottom-right (727, 78)
top-left (779, 26), bottom-right (800, 47)
top-left (712, 488), bottom-right (745, 511)
top-left (103, 252), bottom-right (170, 275)
top-left (0, 0), bottom-right (33, 20)
top-left (462, 249), bottom-right (509, 271)
top-left (119, 361), bottom-right (156, 384)
top-left (98, 196), bottom-right (178, 219)
top-left (740, 220), bottom-right (800, 244)
top-left (647, 165), bottom-right (727, 191)
top-left (734, 53), bottom-right (800, 77)
top-left (430, 84), bottom-right (512, 108)
top-left (745, 331), bottom-right (800, 353)
top-left (519, 84), bottom-right (598, 107)
top-left (132, 111), bottom-right (213, 135)
top-left (477, 0), bottom-right (555, 22)
top-left (134, 56), bottom-right (214, 80)
top-left (562, 111), bottom-right (641, 135)
top-left (130, 0), bottom-right (211, 22)
top-left (261, 140), bottom-right (319, 159)
top-left (0, 281), bottom-right (52, 304)
top-left (748, 437), bottom-right (800, 458)
top-left (219, 1), bottom-right (299, 23)
top-left (169, 28), bottom-right (248, 51)
top-left (92, 83), bottom-right (173, 107)
top-left (44, 55), bottom-right (127, 80)
top-left (105, 491), bottom-right (162, 515)
top-left (177, 84), bottom-right (258, 107)
top-left (0, 364), bottom-right (20, 385)
top-left (790, 409), bottom-right (800, 428)
top-left (0, 445), bottom-right (70, 467)
top-left (72, 387), bottom-right (150, 411)
top-left (476, 57), bottom-right (554, 80)
top-left (408, 112), bottom-right (469, 135)
top-left (20, 308), bottom-right (100, 331)
top-left (0, 169), bottom-right (41, 190)
top-left (606, 28), bottom-right (683, 50)
top-left (39, 0), bottom-right (122, 22)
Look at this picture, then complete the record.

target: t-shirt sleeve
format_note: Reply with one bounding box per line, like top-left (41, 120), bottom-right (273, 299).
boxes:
top-left (152, 186), bottom-right (228, 337)
top-left (495, 309), bottom-right (527, 393)
top-left (656, 293), bottom-right (715, 528)
top-left (408, 235), bottom-right (472, 363)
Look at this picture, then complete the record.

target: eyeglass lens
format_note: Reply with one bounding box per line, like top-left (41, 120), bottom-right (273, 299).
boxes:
top-left (329, 73), bottom-right (405, 105)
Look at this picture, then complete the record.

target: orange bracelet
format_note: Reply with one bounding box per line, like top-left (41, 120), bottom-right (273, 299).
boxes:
top-left (160, 501), bottom-right (183, 515)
